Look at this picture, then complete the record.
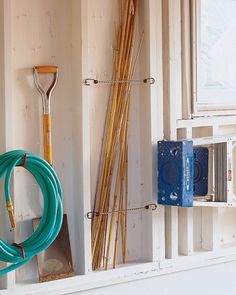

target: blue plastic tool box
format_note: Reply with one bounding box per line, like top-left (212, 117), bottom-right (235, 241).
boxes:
top-left (157, 140), bottom-right (193, 207)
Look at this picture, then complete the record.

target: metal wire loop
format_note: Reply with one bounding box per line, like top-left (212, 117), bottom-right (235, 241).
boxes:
top-left (86, 203), bottom-right (157, 219)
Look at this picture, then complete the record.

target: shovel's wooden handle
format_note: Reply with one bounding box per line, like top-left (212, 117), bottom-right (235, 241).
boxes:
top-left (35, 66), bottom-right (58, 74)
top-left (43, 114), bottom-right (53, 165)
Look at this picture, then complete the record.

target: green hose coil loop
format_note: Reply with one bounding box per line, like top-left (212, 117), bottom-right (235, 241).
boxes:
top-left (0, 150), bottom-right (63, 275)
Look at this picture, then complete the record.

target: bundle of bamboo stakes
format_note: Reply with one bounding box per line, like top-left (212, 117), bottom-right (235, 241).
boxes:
top-left (91, 0), bottom-right (140, 270)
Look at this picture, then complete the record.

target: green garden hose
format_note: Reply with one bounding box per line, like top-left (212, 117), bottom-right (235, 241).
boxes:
top-left (0, 150), bottom-right (63, 275)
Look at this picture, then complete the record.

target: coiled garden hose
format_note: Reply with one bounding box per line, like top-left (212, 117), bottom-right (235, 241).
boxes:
top-left (0, 150), bottom-right (63, 275)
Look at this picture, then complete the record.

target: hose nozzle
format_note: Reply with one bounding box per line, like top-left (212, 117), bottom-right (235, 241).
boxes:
top-left (6, 200), bottom-right (16, 229)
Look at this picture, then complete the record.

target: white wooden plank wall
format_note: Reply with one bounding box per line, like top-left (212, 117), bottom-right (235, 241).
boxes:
top-left (1, 0), bottom-right (236, 293)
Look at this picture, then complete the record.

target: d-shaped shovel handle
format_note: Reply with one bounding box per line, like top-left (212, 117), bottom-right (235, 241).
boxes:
top-left (33, 65), bottom-right (58, 165)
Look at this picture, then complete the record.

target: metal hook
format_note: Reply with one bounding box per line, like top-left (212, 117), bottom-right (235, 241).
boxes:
top-left (144, 203), bottom-right (158, 211)
top-left (83, 79), bottom-right (99, 86)
top-left (143, 77), bottom-right (155, 85)
top-left (86, 211), bottom-right (100, 219)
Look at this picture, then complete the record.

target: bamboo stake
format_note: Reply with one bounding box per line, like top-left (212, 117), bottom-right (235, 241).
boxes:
top-left (92, 0), bottom-right (140, 270)
top-left (116, 1), bottom-right (142, 265)
top-left (101, 0), bottom-right (133, 262)
top-left (123, 114), bottom-right (129, 263)
top-left (91, 3), bottom-right (129, 255)
top-left (92, 50), bottom-right (119, 231)
top-left (113, 182), bottom-right (124, 268)
top-left (104, 2), bottom-right (137, 269)
top-left (113, 103), bottom-right (129, 267)
top-left (121, 30), bottom-right (143, 264)
top-left (112, 117), bottom-right (128, 268)
top-left (110, 0), bottom-right (135, 267)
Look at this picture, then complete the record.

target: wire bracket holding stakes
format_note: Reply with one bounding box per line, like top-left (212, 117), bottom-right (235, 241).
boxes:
top-left (83, 77), bottom-right (156, 86)
top-left (86, 203), bottom-right (157, 219)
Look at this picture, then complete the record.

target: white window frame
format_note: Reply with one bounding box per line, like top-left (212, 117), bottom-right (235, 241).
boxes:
top-left (184, 0), bottom-right (236, 117)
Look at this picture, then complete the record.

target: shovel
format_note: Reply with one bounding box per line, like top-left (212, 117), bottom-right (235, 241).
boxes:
top-left (33, 65), bottom-right (74, 282)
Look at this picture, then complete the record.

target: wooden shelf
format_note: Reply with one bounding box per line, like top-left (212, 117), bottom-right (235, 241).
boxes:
top-left (177, 116), bottom-right (236, 128)
top-left (192, 134), bottom-right (236, 146)
top-left (193, 201), bottom-right (236, 208)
